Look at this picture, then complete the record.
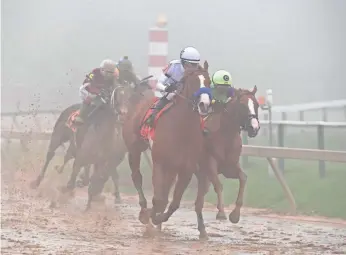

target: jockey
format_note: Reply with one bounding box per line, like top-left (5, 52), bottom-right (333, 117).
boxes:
top-left (116, 56), bottom-right (141, 87)
top-left (74, 59), bottom-right (119, 124)
top-left (145, 46), bottom-right (201, 126)
top-left (210, 69), bottom-right (234, 104)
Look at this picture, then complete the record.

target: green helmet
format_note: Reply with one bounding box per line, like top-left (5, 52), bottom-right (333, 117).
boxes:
top-left (211, 70), bottom-right (232, 88)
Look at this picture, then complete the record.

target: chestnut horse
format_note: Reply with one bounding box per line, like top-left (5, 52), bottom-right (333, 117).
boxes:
top-left (122, 62), bottom-right (212, 237)
top-left (195, 86), bottom-right (260, 237)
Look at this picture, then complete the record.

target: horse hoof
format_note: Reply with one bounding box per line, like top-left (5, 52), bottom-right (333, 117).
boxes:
top-left (93, 194), bottom-right (106, 203)
top-left (199, 230), bottom-right (208, 240)
top-left (76, 180), bottom-right (84, 188)
top-left (114, 197), bottom-right (122, 204)
top-left (49, 201), bottom-right (57, 209)
top-left (151, 217), bottom-right (161, 226)
top-left (151, 213), bottom-right (165, 226)
top-left (139, 209), bottom-right (150, 225)
top-left (29, 180), bottom-right (39, 189)
top-left (54, 165), bottom-right (63, 174)
top-left (216, 211), bottom-right (227, 220)
top-left (229, 210), bottom-right (240, 224)
top-left (59, 185), bottom-right (71, 194)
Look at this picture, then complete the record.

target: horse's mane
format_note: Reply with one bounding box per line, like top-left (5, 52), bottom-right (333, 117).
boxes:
top-left (234, 88), bottom-right (253, 95)
top-left (182, 61), bottom-right (211, 87)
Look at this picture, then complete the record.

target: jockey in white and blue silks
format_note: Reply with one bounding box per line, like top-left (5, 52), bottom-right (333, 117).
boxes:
top-left (146, 46), bottom-right (212, 126)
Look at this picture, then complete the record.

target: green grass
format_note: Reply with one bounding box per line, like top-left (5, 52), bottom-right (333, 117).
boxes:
top-left (199, 158), bottom-right (346, 219)
top-left (3, 139), bottom-right (346, 219)
top-left (111, 155), bottom-right (346, 219)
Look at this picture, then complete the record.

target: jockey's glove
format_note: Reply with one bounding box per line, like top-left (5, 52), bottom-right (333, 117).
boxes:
top-left (99, 89), bottom-right (111, 101)
top-left (92, 94), bottom-right (108, 106)
top-left (164, 84), bottom-right (177, 93)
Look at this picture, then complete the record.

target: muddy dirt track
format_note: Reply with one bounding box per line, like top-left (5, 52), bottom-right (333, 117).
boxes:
top-left (1, 170), bottom-right (346, 255)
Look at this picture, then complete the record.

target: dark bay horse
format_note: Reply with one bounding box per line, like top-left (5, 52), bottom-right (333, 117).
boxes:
top-left (122, 61), bottom-right (212, 237)
top-left (195, 86), bottom-right (260, 237)
top-left (58, 79), bottom-right (154, 210)
top-left (30, 85), bottom-right (133, 203)
top-left (29, 103), bottom-right (89, 188)
top-left (84, 79), bottom-right (155, 203)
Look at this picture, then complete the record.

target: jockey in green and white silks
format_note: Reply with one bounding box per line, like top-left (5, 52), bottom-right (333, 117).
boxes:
top-left (210, 69), bottom-right (235, 104)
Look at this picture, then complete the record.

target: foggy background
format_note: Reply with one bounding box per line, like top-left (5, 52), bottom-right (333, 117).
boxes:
top-left (2, 0), bottom-right (346, 112)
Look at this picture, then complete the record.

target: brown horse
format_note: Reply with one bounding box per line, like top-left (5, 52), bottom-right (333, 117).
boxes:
top-left (122, 61), bottom-right (212, 237)
top-left (195, 86), bottom-right (260, 237)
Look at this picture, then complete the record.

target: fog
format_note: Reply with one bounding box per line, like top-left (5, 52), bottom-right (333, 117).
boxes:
top-left (2, 0), bottom-right (346, 111)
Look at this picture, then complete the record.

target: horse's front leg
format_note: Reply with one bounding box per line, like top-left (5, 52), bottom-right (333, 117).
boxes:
top-left (85, 163), bottom-right (109, 211)
top-left (59, 157), bottom-right (84, 195)
top-left (206, 156), bottom-right (226, 220)
top-left (76, 164), bottom-right (92, 188)
top-left (194, 170), bottom-right (210, 240)
top-left (153, 167), bottom-right (177, 231)
top-left (229, 163), bottom-right (247, 224)
top-left (108, 153), bottom-right (126, 204)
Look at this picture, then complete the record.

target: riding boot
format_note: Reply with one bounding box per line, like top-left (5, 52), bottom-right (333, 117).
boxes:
top-left (74, 103), bottom-right (92, 125)
top-left (146, 97), bottom-right (170, 127)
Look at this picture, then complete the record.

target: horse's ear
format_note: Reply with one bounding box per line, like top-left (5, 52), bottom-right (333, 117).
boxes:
top-left (234, 88), bottom-right (242, 98)
top-left (203, 60), bottom-right (209, 71)
top-left (251, 85), bottom-right (257, 95)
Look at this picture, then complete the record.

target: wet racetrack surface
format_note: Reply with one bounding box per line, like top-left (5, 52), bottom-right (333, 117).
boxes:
top-left (1, 170), bottom-right (346, 255)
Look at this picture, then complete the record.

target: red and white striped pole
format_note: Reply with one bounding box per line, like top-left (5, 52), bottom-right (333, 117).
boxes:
top-left (148, 14), bottom-right (168, 89)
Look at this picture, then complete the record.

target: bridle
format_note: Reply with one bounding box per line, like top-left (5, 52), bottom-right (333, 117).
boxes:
top-left (223, 93), bottom-right (259, 132)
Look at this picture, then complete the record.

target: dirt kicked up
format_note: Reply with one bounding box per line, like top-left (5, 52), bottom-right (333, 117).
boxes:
top-left (1, 170), bottom-right (346, 255)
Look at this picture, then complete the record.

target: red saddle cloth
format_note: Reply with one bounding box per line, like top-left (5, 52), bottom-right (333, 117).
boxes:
top-left (65, 110), bottom-right (80, 133)
top-left (140, 98), bottom-right (173, 141)
top-left (140, 98), bottom-right (206, 141)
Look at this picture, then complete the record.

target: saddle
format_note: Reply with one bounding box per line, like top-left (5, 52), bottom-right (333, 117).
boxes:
top-left (140, 98), bottom-right (173, 140)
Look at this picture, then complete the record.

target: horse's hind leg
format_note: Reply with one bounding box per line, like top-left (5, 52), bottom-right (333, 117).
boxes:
top-left (128, 149), bottom-right (148, 224)
top-left (30, 130), bottom-right (68, 189)
top-left (229, 164), bottom-right (247, 224)
top-left (56, 143), bottom-right (75, 174)
top-left (194, 170), bottom-right (210, 239)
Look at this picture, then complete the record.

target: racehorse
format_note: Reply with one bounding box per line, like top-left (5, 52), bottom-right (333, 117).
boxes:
top-left (30, 84), bottom-right (134, 204)
top-left (122, 61), bottom-right (212, 237)
top-left (58, 78), bottom-right (154, 210)
top-left (194, 86), bottom-right (260, 238)
top-left (29, 103), bottom-right (89, 188)
top-left (82, 78), bottom-right (153, 203)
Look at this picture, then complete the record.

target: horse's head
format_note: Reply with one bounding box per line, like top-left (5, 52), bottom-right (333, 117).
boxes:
top-left (111, 85), bottom-right (132, 118)
top-left (179, 61), bottom-right (212, 116)
top-left (231, 86), bottom-right (260, 138)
